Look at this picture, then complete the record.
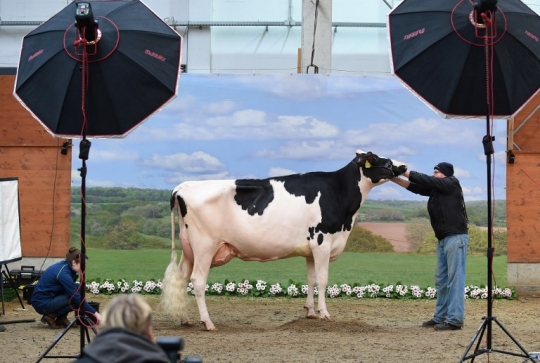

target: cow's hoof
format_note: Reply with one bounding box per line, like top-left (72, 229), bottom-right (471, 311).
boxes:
top-left (181, 320), bottom-right (194, 327)
top-left (321, 316), bottom-right (335, 322)
top-left (200, 321), bottom-right (217, 331)
top-left (303, 306), bottom-right (317, 319)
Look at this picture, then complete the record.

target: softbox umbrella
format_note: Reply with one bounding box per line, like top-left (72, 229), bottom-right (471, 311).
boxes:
top-left (14, 0), bottom-right (182, 138)
top-left (389, 0), bottom-right (540, 118)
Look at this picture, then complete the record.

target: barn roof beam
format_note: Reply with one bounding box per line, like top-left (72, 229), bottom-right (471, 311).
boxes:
top-left (0, 20), bottom-right (386, 28)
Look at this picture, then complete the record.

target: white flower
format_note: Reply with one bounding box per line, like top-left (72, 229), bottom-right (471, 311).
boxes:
top-left (256, 280), bottom-right (267, 291)
top-left (367, 284), bottom-right (380, 298)
top-left (269, 283), bottom-right (282, 295)
top-left (226, 282), bottom-right (236, 292)
top-left (327, 284), bottom-right (341, 298)
top-left (211, 283), bottom-right (223, 294)
top-left (287, 284), bottom-right (299, 297)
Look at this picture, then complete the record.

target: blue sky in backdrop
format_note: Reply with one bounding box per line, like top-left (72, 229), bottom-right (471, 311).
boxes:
top-left (71, 73), bottom-right (508, 201)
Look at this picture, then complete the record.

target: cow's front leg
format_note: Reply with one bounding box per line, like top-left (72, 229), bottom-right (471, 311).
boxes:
top-left (312, 244), bottom-right (333, 321)
top-left (304, 258), bottom-right (317, 319)
top-left (191, 257), bottom-right (216, 331)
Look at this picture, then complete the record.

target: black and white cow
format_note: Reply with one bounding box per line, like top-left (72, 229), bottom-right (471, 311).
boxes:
top-left (161, 150), bottom-right (406, 330)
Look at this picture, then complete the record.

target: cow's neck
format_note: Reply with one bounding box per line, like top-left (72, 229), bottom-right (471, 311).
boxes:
top-left (340, 161), bottom-right (376, 209)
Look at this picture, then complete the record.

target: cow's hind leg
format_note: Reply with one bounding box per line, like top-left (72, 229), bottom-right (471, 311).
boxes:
top-left (304, 258), bottom-right (317, 319)
top-left (191, 248), bottom-right (216, 331)
top-left (178, 251), bottom-right (194, 326)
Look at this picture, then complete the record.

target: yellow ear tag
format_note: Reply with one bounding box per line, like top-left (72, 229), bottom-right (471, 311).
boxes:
top-left (365, 160), bottom-right (371, 168)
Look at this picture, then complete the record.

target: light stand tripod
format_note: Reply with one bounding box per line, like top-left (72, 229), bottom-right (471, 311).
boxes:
top-left (0, 261), bottom-right (26, 315)
top-left (459, 129), bottom-right (532, 362)
top-left (35, 313), bottom-right (97, 362)
top-left (36, 6), bottom-right (100, 360)
top-left (459, 4), bottom-right (532, 361)
top-left (35, 137), bottom-right (97, 363)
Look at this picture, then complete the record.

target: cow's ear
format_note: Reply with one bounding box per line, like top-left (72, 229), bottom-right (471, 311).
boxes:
top-left (354, 153), bottom-right (367, 166)
top-left (354, 151), bottom-right (375, 167)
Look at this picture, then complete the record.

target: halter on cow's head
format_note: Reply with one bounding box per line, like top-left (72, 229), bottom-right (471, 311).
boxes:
top-left (352, 150), bottom-right (407, 183)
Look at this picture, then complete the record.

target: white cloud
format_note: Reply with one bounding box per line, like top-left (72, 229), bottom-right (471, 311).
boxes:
top-left (201, 100), bottom-right (237, 114)
top-left (254, 140), bottom-right (350, 160)
top-left (344, 117), bottom-right (481, 148)
top-left (165, 171), bottom-right (232, 185)
top-left (454, 167), bottom-right (471, 179)
top-left (268, 167), bottom-right (297, 177)
top-left (138, 152), bottom-right (226, 173)
top-left (369, 184), bottom-right (405, 200)
top-left (462, 185), bottom-right (486, 201)
top-left (145, 112), bottom-right (339, 141)
top-left (90, 148), bottom-right (138, 161)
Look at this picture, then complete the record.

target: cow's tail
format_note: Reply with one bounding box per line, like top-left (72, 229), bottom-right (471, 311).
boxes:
top-left (159, 191), bottom-right (189, 322)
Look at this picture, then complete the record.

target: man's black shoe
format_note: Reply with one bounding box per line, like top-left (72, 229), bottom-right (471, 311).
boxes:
top-left (421, 319), bottom-right (438, 327)
top-left (434, 322), bottom-right (462, 331)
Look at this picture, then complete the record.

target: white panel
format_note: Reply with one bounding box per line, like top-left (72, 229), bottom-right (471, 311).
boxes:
top-left (0, 178), bottom-right (22, 263)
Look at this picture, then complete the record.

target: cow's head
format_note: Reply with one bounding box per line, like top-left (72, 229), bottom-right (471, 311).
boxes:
top-left (352, 150), bottom-right (407, 183)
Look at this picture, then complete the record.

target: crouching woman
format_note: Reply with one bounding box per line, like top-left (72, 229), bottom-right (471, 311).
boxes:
top-left (31, 247), bottom-right (101, 328)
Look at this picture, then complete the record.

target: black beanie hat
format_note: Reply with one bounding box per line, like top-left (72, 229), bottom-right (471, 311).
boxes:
top-left (434, 162), bottom-right (454, 177)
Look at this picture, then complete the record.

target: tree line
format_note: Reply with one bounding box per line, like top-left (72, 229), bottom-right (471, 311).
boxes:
top-left (70, 187), bottom-right (507, 252)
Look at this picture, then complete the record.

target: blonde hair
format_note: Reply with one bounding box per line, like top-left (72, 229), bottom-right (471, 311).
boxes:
top-left (100, 294), bottom-right (153, 336)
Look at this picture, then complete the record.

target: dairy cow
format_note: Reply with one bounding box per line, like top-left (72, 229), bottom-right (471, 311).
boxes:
top-left (161, 150), bottom-right (406, 330)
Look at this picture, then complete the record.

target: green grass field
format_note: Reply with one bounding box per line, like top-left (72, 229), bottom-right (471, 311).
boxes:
top-left (84, 249), bottom-right (508, 288)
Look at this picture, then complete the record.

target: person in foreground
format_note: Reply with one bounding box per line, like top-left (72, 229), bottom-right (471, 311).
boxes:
top-left (31, 247), bottom-right (101, 328)
top-left (73, 293), bottom-right (171, 363)
top-left (392, 162), bottom-right (469, 331)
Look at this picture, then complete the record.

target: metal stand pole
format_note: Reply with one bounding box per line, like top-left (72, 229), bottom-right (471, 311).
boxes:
top-left (459, 113), bottom-right (533, 363)
top-left (34, 138), bottom-right (96, 361)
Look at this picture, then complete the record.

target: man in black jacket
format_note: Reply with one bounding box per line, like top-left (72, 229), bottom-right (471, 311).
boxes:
top-left (392, 162), bottom-right (469, 331)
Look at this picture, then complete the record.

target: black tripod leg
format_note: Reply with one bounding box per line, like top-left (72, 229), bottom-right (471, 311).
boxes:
top-left (459, 318), bottom-right (489, 362)
top-left (490, 317), bottom-right (534, 361)
top-left (35, 316), bottom-right (97, 362)
top-left (80, 315), bottom-right (98, 341)
top-left (2, 266), bottom-right (26, 310)
top-left (35, 318), bottom-right (79, 362)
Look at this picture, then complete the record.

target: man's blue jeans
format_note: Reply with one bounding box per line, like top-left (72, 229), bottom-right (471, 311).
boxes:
top-left (433, 233), bottom-right (469, 326)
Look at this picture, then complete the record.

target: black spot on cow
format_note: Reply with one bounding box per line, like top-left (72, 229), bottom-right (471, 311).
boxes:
top-left (307, 227), bottom-right (315, 240)
top-left (235, 152), bottom-right (399, 238)
top-left (234, 179), bottom-right (275, 216)
top-left (274, 162), bottom-right (363, 237)
top-left (176, 194), bottom-right (188, 219)
top-left (317, 233), bottom-right (324, 245)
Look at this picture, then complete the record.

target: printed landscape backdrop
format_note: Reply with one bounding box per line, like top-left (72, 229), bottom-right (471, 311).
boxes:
top-left (72, 73), bottom-right (508, 201)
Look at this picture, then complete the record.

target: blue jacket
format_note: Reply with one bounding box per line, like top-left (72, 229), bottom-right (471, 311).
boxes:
top-left (31, 260), bottom-right (96, 314)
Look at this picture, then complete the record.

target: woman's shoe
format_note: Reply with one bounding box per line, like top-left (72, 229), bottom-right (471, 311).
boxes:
top-left (56, 315), bottom-right (71, 328)
top-left (41, 314), bottom-right (60, 328)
